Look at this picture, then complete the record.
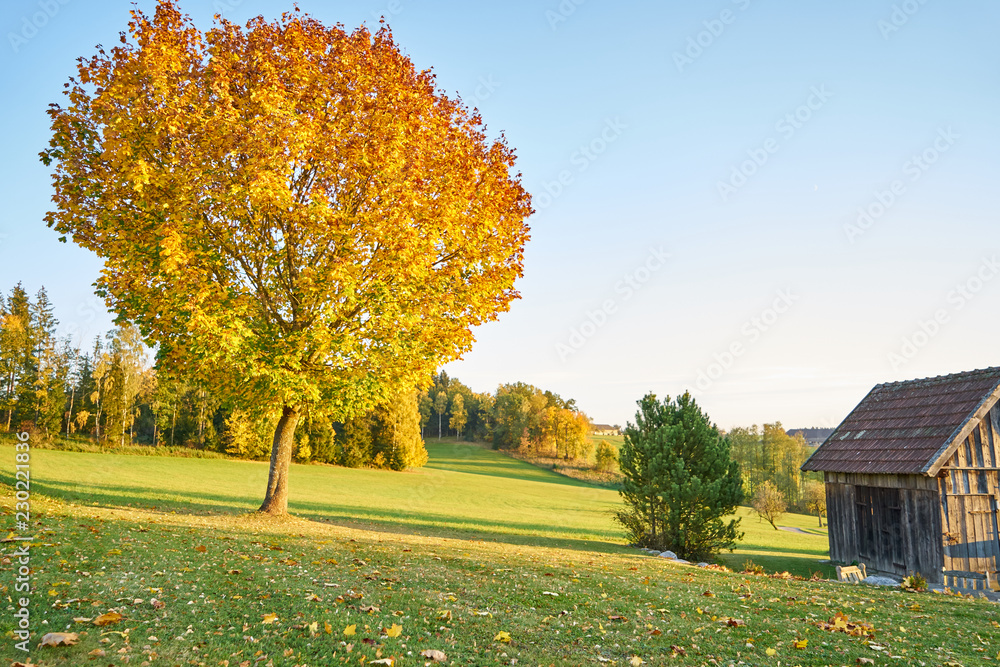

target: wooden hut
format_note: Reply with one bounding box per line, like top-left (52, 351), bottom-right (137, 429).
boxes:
top-left (802, 367), bottom-right (1000, 590)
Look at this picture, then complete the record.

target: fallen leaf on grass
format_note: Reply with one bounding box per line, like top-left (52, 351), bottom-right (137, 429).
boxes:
top-left (344, 624), bottom-right (356, 636)
top-left (89, 648), bottom-right (107, 657)
top-left (670, 646), bottom-right (686, 657)
top-left (93, 611), bottom-right (123, 626)
top-left (324, 621), bottom-right (332, 634)
top-left (793, 639), bottom-right (808, 649)
top-left (383, 623), bottom-right (402, 638)
top-left (261, 613), bottom-right (278, 624)
top-left (361, 605), bottom-right (381, 614)
top-left (629, 657), bottom-right (645, 666)
top-left (608, 615), bottom-right (628, 622)
top-left (494, 630), bottom-right (511, 643)
top-left (369, 659), bottom-right (394, 666)
top-left (542, 591), bottom-right (559, 597)
top-left (420, 649), bottom-right (447, 661)
top-left (765, 648), bottom-right (777, 656)
top-left (39, 632), bottom-right (79, 647)
top-left (436, 610), bottom-right (452, 621)
top-left (857, 659), bottom-right (875, 665)
top-left (72, 616), bottom-right (92, 623)
top-left (305, 593), bottom-right (322, 602)
top-left (194, 545), bottom-right (207, 553)
top-left (717, 617), bottom-right (745, 627)
top-left (816, 611), bottom-right (875, 637)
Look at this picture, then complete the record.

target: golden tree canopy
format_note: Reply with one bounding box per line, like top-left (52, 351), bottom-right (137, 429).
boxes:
top-left (41, 1), bottom-right (532, 420)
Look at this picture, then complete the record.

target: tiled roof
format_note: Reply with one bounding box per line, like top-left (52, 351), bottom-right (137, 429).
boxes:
top-left (801, 367), bottom-right (1000, 475)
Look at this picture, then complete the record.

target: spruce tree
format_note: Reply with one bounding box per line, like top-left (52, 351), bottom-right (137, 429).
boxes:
top-left (616, 391), bottom-right (744, 560)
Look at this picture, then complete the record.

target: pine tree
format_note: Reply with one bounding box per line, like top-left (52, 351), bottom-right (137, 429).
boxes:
top-left (616, 392), bottom-right (744, 560)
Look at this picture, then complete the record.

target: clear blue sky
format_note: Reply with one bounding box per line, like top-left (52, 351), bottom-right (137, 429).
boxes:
top-left (2, 0), bottom-right (998, 430)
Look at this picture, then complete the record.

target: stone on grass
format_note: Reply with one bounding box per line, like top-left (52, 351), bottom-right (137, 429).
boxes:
top-left (658, 551), bottom-right (677, 559)
top-left (862, 576), bottom-right (900, 587)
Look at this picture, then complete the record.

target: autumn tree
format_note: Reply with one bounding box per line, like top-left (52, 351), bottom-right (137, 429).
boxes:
top-left (752, 480), bottom-right (787, 530)
top-left (101, 325), bottom-right (148, 447)
top-left (433, 392), bottom-right (448, 440)
top-left (417, 390), bottom-right (432, 438)
top-left (492, 382), bottom-right (549, 451)
top-left (0, 284), bottom-right (32, 431)
top-left (803, 480), bottom-right (827, 527)
top-left (371, 389), bottom-right (428, 470)
top-left (42, 2), bottom-right (531, 514)
top-left (448, 393), bottom-right (466, 439)
top-left (594, 440), bottom-right (617, 472)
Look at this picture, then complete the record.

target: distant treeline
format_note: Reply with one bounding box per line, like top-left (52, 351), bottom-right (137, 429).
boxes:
top-left (0, 284), bottom-right (594, 467)
top-left (728, 423), bottom-right (823, 512)
top-left (419, 372), bottom-right (594, 459)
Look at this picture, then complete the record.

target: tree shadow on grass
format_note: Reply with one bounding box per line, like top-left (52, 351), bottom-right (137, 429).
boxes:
top-left (730, 542), bottom-right (830, 557)
top-left (422, 443), bottom-right (598, 489)
top-left (18, 475), bottom-right (630, 556)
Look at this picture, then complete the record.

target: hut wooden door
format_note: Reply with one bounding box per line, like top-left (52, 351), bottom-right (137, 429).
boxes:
top-left (854, 486), bottom-right (905, 575)
top-left (943, 493), bottom-right (1000, 576)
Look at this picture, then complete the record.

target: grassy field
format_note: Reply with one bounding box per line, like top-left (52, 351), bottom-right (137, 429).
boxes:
top-left (1, 442), bottom-right (997, 665)
top-left (587, 434), bottom-right (625, 450)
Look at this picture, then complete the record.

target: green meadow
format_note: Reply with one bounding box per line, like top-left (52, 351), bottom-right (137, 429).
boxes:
top-left (1, 443), bottom-right (996, 665)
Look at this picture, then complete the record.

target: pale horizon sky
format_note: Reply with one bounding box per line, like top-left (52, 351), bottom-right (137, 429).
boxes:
top-left (2, 1), bottom-right (998, 431)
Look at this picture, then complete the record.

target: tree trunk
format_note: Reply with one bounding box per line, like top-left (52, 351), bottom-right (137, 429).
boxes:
top-left (5, 370), bottom-right (14, 431)
top-left (438, 412), bottom-right (442, 439)
top-left (66, 385), bottom-right (75, 439)
top-left (95, 377), bottom-right (103, 441)
top-left (258, 404), bottom-right (301, 515)
top-left (650, 500), bottom-right (657, 546)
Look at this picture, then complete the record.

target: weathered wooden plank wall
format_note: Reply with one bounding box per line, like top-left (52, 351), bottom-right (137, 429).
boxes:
top-left (824, 472), bottom-right (943, 582)
top-left (939, 403), bottom-right (1000, 581)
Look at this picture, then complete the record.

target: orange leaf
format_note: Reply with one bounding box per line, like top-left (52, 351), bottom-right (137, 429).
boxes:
top-left (93, 611), bottom-right (124, 626)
